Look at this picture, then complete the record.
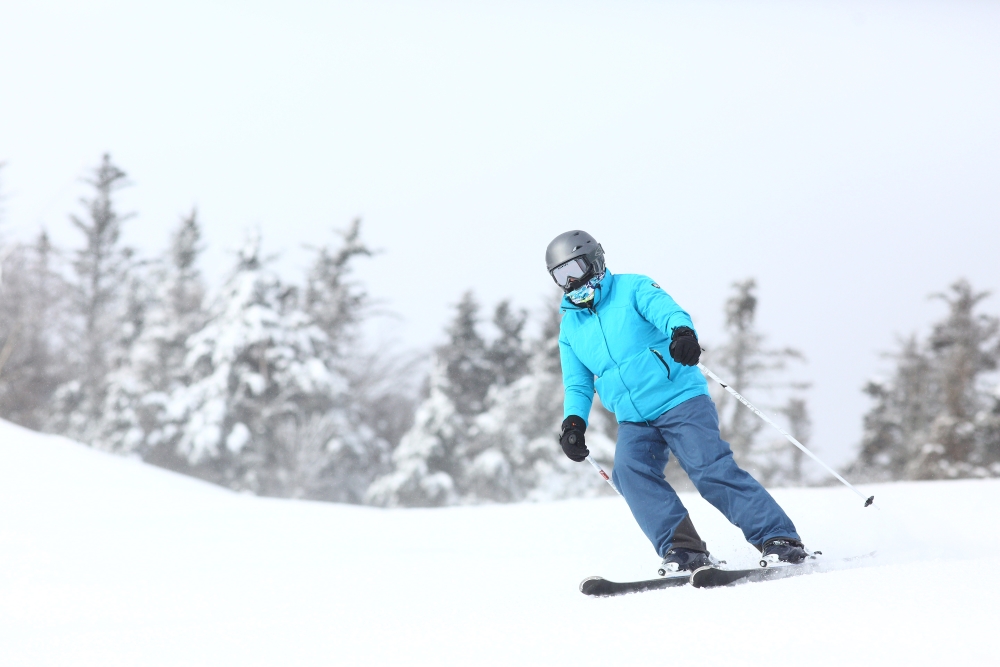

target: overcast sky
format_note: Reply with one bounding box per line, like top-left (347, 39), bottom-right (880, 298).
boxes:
top-left (2, 0), bottom-right (998, 468)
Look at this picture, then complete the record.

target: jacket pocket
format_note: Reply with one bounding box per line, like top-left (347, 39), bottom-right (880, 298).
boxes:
top-left (650, 348), bottom-right (672, 380)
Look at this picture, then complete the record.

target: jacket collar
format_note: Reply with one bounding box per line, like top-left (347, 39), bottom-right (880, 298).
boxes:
top-left (560, 269), bottom-right (613, 312)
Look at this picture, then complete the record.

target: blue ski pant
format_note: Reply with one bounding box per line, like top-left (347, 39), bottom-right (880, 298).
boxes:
top-left (610, 394), bottom-right (799, 557)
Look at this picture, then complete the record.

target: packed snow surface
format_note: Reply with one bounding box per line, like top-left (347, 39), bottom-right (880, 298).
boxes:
top-left (1, 418), bottom-right (996, 666)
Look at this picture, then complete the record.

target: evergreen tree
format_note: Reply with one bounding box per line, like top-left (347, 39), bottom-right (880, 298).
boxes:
top-left (458, 300), bottom-right (532, 502)
top-left (779, 397), bottom-right (811, 484)
top-left (95, 210), bottom-right (208, 460)
top-left (51, 154), bottom-right (136, 441)
top-left (316, 347), bottom-right (417, 503)
top-left (981, 388), bottom-right (1000, 472)
top-left (704, 278), bottom-right (809, 484)
top-left (854, 337), bottom-right (937, 480)
top-left (368, 291), bottom-right (493, 506)
top-left (440, 291), bottom-right (495, 417)
top-left (0, 172), bottom-right (18, 409)
top-left (169, 230), bottom-right (342, 495)
top-left (304, 219), bottom-right (372, 349)
top-left (465, 298), bottom-right (617, 502)
top-left (85, 216), bottom-right (398, 502)
top-left (0, 231), bottom-right (72, 430)
top-left (365, 359), bottom-right (463, 506)
top-left (0, 164), bottom-right (12, 384)
top-left (854, 280), bottom-right (1000, 480)
top-left (296, 219), bottom-right (409, 503)
top-left (918, 281), bottom-right (1000, 477)
top-left (370, 294), bottom-right (618, 506)
top-left (486, 301), bottom-right (530, 388)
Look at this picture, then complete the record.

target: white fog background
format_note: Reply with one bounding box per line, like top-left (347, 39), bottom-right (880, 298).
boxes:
top-left (2, 0), bottom-right (998, 467)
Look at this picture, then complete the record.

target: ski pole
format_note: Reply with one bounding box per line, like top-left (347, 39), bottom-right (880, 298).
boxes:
top-left (586, 456), bottom-right (622, 496)
top-left (698, 363), bottom-right (876, 509)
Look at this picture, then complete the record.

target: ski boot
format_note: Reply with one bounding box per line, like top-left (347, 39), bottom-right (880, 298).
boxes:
top-left (657, 548), bottom-right (720, 576)
top-left (759, 538), bottom-right (817, 567)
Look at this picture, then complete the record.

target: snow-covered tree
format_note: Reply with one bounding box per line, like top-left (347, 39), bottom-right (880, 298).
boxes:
top-left (166, 230), bottom-right (345, 494)
top-left (366, 363), bottom-right (464, 506)
top-left (156, 223), bottom-right (394, 501)
top-left (453, 299), bottom-right (533, 503)
top-left (439, 291), bottom-right (496, 417)
top-left (852, 336), bottom-right (936, 481)
top-left (0, 165), bottom-right (14, 384)
top-left (314, 347), bottom-right (417, 503)
top-left (304, 218), bottom-right (372, 355)
top-left (296, 219), bottom-right (409, 503)
top-left (368, 292), bottom-right (495, 506)
top-left (486, 301), bottom-right (530, 388)
top-left (0, 232), bottom-right (72, 430)
top-left (981, 388), bottom-right (1000, 470)
top-left (95, 210), bottom-right (208, 460)
top-left (369, 295), bottom-right (617, 506)
top-left (0, 162), bottom-right (406, 502)
top-left (778, 396), bottom-right (811, 484)
top-left (918, 281), bottom-right (1000, 477)
top-left (464, 298), bottom-right (616, 503)
top-left (852, 280), bottom-right (1000, 480)
top-left (50, 154), bottom-right (137, 442)
top-left (703, 278), bottom-right (810, 485)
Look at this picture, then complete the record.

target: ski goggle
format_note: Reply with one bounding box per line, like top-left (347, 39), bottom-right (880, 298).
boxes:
top-left (550, 257), bottom-right (591, 289)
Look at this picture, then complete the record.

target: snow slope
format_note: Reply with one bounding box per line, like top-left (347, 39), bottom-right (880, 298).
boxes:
top-left (1, 418), bottom-right (997, 666)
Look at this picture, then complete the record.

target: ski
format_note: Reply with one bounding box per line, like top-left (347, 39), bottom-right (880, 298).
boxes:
top-left (691, 552), bottom-right (876, 589)
top-left (579, 574), bottom-right (690, 597)
top-left (582, 552), bottom-right (875, 596)
top-left (691, 562), bottom-right (818, 588)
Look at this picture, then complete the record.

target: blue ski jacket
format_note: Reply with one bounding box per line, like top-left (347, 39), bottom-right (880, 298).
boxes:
top-left (559, 270), bottom-right (710, 425)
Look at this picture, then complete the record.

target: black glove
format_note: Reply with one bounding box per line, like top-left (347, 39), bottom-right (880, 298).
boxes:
top-left (669, 326), bottom-right (701, 366)
top-left (560, 415), bottom-right (589, 462)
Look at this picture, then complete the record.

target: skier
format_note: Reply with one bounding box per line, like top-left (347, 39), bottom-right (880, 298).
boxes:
top-left (546, 230), bottom-right (808, 574)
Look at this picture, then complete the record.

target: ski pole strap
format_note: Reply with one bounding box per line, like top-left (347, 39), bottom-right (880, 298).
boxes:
top-left (697, 363), bottom-right (877, 509)
top-left (586, 456), bottom-right (622, 496)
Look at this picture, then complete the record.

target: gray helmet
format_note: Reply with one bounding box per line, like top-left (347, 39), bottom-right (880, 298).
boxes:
top-left (545, 230), bottom-right (605, 292)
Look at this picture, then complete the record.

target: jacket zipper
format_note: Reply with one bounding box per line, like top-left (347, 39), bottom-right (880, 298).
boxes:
top-left (591, 304), bottom-right (643, 420)
top-left (650, 348), bottom-right (672, 380)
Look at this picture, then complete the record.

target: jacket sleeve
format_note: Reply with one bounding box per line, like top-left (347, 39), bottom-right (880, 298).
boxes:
top-left (559, 334), bottom-right (595, 426)
top-left (633, 277), bottom-right (697, 339)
